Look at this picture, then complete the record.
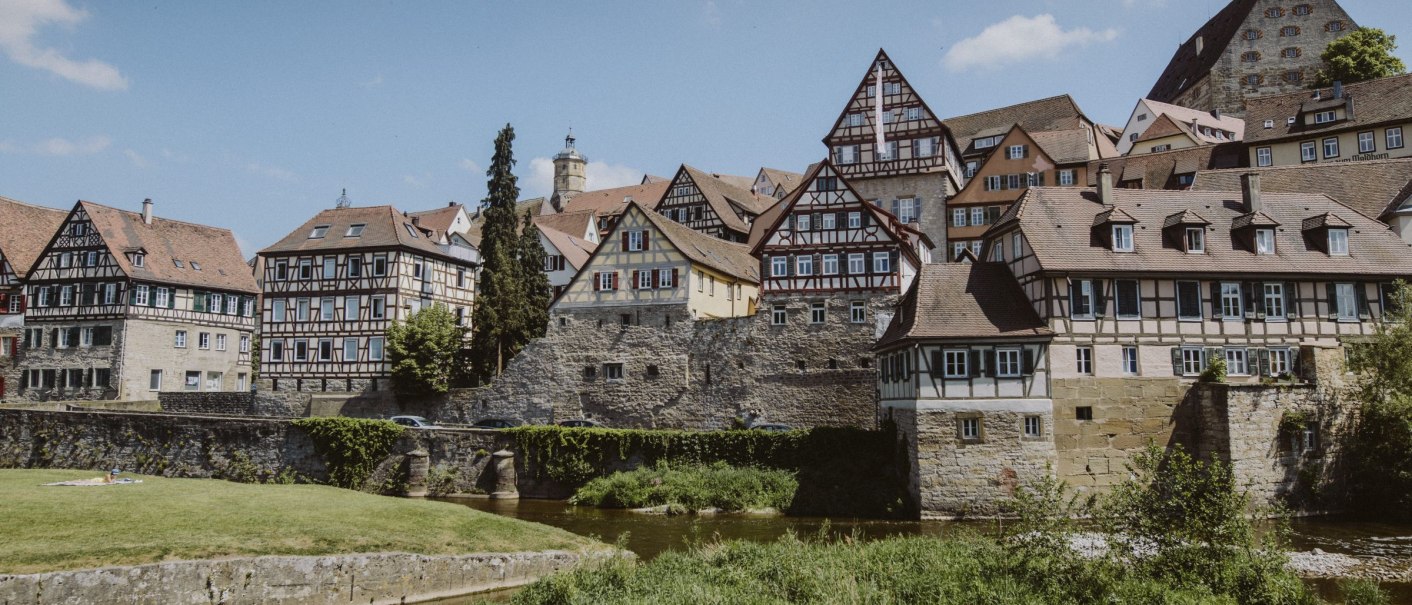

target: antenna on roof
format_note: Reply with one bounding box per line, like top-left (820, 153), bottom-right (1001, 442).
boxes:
top-left (335, 188), bottom-right (351, 209)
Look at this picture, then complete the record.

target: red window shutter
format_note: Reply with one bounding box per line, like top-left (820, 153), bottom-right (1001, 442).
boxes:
top-left (621, 232), bottom-right (629, 251)
top-left (643, 231), bottom-right (650, 251)
top-left (632, 270), bottom-right (640, 289)
top-left (611, 272), bottom-right (619, 290)
top-left (651, 270), bottom-right (660, 289)
top-left (593, 271), bottom-right (601, 291)
top-left (671, 268), bottom-right (679, 288)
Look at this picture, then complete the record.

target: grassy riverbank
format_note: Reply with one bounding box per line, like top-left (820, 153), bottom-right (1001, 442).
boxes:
top-left (0, 469), bottom-right (602, 574)
top-left (569, 462), bottom-right (796, 513)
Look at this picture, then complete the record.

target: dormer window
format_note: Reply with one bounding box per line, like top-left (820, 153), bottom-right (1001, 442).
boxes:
top-left (1264, 119), bottom-right (1275, 129)
top-left (346, 224), bottom-right (366, 237)
top-left (1112, 225), bottom-right (1134, 252)
top-left (1328, 229), bottom-right (1349, 256)
top-left (1314, 110), bottom-right (1337, 124)
top-left (1185, 228), bottom-right (1205, 253)
top-left (131, 252), bottom-right (145, 267)
top-left (309, 225), bottom-right (329, 239)
top-left (1256, 229), bottom-right (1276, 255)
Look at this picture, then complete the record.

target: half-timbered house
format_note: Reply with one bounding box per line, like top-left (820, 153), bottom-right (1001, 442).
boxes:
top-left (751, 167), bottom-right (804, 200)
top-left (750, 160), bottom-right (932, 299)
top-left (0, 196), bottom-right (69, 399)
top-left (257, 205), bottom-right (479, 392)
top-left (823, 49), bottom-right (963, 250)
top-left (534, 209), bottom-right (600, 299)
top-left (19, 199), bottom-right (258, 401)
top-left (654, 165), bottom-right (778, 243)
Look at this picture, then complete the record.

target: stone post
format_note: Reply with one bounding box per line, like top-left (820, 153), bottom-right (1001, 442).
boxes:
top-left (404, 449), bottom-right (429, 497)
top-left (490, 449), bottom-right (518, 499)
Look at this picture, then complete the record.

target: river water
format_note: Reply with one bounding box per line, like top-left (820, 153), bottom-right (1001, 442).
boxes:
top-left (440, 498), bottom-right (1412, 603)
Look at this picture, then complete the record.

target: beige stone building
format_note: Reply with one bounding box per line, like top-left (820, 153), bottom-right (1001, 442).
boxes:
top-left (19, 200), bottom-right (258, 401)
top-left (1244, 74), bottom-right (1412, 168)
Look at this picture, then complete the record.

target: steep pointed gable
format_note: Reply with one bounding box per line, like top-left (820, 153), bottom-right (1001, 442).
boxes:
top-left (0, 196), bottom-right (69, 278)
top-left (821, 49), bottom-right (957, 182)
top-left (1146, 0), bottom-right (1260, 104)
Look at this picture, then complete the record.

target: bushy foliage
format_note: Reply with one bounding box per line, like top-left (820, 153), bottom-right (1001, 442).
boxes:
top-left (291, 417), bottom-right (404, 490)
top-left (569, 461), bottom-right (797, 512)
top-left (386, 304), bottom-right (466, 399)
top-left (1315, 28), bottom-right (1406, 87)
top-left (1199, 355), bottom-right (1227, 383)
top-left (1345, 280), bottom-right (1412, 518)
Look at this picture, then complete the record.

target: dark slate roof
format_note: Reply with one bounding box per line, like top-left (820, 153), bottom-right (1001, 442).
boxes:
top-left (875, 262), bottom-right (1053, 348)
top-left (631, 202), bottom-right (760, 283)
top-left (261, 205), bottom-right (474, 265)
top-left (82, 201), bottom-right (259, 293)
top-left (1193, 158), bottom-right (1412, 220)
top-left (1244, 74), bottom-right (1412, 143)
top-left (0, 196), bottom-right (68, 276)
top-left (1086, 144), bottom-right (1245, 189)
top-left (993, 187), bottom-right (1412, 278)
top-left (1146, 0), bottom-right (1259, 103)
top-left (944, 95), bottom-right (1087, 156)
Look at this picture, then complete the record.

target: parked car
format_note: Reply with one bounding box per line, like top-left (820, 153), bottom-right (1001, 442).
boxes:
top-left (751, 423), bottom-right (795, 433)
top-left (390, 415), bottom-right (434, 428)
top-left (472, 417), bottom-right (522, 429)
top-left (556, 418), bottom-right (605, 428)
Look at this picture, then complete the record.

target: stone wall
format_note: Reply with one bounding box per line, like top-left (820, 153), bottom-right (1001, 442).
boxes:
top-left (159, 391), bottom-right (261, 415)
top-left (0, 550), bottom-right (609, 604)
top-left (848, 173), bottom-right (951, 255)
top-left (445, 294), bottom-right (893, 430)
top-left (1049, 377), bottom-right (1200, 493)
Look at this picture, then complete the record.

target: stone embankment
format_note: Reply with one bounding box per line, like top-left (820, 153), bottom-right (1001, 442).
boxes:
top-left (0, 550), bottom-right (618, 604)
top-left (1287, 549), bottom-right (1412, 582)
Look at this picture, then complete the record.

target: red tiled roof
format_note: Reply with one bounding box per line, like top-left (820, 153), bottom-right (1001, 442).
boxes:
top-left (82, 201), bottom-right (259, 293)
top-left (875, 262), bottom-right (1053, 348)
top-left (0, 196), bottom-right (68, 276)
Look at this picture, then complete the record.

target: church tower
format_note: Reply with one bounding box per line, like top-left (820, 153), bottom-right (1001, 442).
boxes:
top-left (551, 130), bottom-right (587, 211)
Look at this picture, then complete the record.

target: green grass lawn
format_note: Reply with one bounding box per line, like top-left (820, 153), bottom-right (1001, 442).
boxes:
top-left (0, 469), bottom-right (603, 574)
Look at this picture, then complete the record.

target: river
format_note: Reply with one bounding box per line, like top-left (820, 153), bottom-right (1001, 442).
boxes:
top-left (440, 498), bottom-right (1412, 603)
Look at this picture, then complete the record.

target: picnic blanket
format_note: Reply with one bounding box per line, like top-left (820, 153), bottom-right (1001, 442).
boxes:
top-left (43, 478), bottom-right (143, 487)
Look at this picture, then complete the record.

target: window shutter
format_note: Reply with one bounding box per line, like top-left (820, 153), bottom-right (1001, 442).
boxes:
top-left (840, 255), bottom-right (850, 276)
top-left (863, 213), bottom-right (873, 228)
top-left (1094, 279), bottom-right (1107, 317)
top-left (1022, 349), bottom-right (1035, 375)
top-left (632, 270), bottom-right (640, 290)
top-left (1291, 347), bottom-right (1303, 379)
top-left (129, 286), bottom-right (137, 305)
top-left (50, 328), bottom-right (58, 347)
top-left (890, 199), bottom-right (899, 217)
top-left (1325, 283), bottom-right (1338, 320)
top-left (984, 350), bottom-right (997, 377)
top-left (969, 349), bottom-right (981, 378)
top-left (621, 232), bottom-right (629, 251)
top-left (671, 268), bottom-right (679, 288)
top-left (1171, 347), bottom-right (1183, 376)
top-left (611, 272), bottom-right (619, 290)
top-left (651, 270), bottom-right (660, 289)
top-left (814, 253), bottom-right (822, 273)
top-left (592, 272), bottom-right (600, 291)
top-left (1357, 284), bottom-right (1371, 319)
top-left (1285, 282), bottom-right (1298, 318)
top-left (1257, 348), bottom-right (1271, 376)
top-left (1022, 145), bottom-right (1030, 158)
top-left (1037, 172), bottom-right (1045, 186)
top-left (1000, 176), bottom-right (1009, 191)
top-left (890, 250), bottom-right (899, 273)
top-left (1246, 282), bottom-right (1262, 317)
top-left (786, 256), bottom-right (794, 277)
top-left (642, 231), bottom-right (650, 251)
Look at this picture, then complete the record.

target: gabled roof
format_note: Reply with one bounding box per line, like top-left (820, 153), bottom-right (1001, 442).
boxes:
top-left (465, 198), bottom-right (544, 247)
top-left (1093, 207), bottom-right (1139, 226)
top-left (560, 181), bottom-right (670, 218)
top-left (408, 203), bottom-right (466, 237)
top-left (261, 205), bottom-right (475, 265)
top-left (822, 49), bottom-right (951, 147)
top-left (538, 226), bottom-right (596, 271)
top-left (534, 209), bottom-right (597, 242)
top-left (629, 202), bottom-right (760, 283)
top-left (79, 201), bottom-right (259, 293)
top-left (1231, 211), bottom-right (1280, 230)
top-left (1193, 159), bottom-right (1412, 220)
top-left (1244, 74), bottom-right (1412, 143)
top-left (1163, 209), bottom-right (1210, 228)
top-left (1086, 144), bottom-right (1245, 189)
top-left (1302, 212), bottom-right (1352, 231)
top-left (758, 167), bottom-right (804, 195)
top-left (1138, 99), bottom-right (1246, 143)
top-left (669, 165), bottom-right (777, 234)
top-left (1028, 128), bottom-right (1103, 165)
top-left (993, 187), bottom-right (1412, 277)
top-left (710, 173), bottom-right (756, 191)
top-left (875, 263), bottom-right (1052, 348)
top-left (1133, 113), bottom-right (1200, 147)
top-left (944, 95), bottom-right (1088, 155)
top-left (1146, 0), bottom-right (1259, 103)
top-left (0, 196), bottom-right (68, 276)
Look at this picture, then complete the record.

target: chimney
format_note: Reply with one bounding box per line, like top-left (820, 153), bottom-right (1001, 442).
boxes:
top-left (1098, 163), bottom-right (1114, 205)
top-left (411, 216), bottom-right (420, 227)
top-left (447, 201), bottom-right (456, 208)
top-left (1212, 108), bottom-right (1222, 120)
top-left (1333, 80), bottom-right (1344, 99)
top-left (1194, 35), bottom-right (1204, 56)
top-left (1241, 172), bottom-right (1262, 214)
top-left (141, 198), bottom-right (153, 225)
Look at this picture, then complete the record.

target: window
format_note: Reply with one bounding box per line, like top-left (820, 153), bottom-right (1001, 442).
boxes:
top-left (905, 106), bottom-right (923, 121)
top-left (198, 332), bottom-right (210, 350)
top-left (846, 112), bottom-right (863, 127)
top-left (1388, 127), bottom-right (1404, 149)
top-left (1006, 145), bottom-right (1026, 160)
top-left (834, 145), bottom-right (858, 164)
top-left (970, 207), bottom-right (984, 226)
top-left (1070, 279), bottom-right (1095, 319)
top-left (1116, 280), bottom-right (1141, 319)
top-left (975, 136), bottom-right (998, 150)
top-left (848, 253), bottom-right (865, 275)
top-left (1122, 346), bottom-right (1139, 375)
top-left (1181, 347), bottom-right (1205, 376)
top-left (768, 304), bottom-right (787, 326)
top-left (1011, 233), bottom-right (1022, 258)
top-left (182, 371), bottom-right (200, 391)
top-left (872, 252), bottom-right (890, 274)
top-left (1007, 174), bottom-right (1022, 189)
top-left (626, 230), bottom-right (644, 251)
top-left (598, 271), bottom-right (616, 291)
top-left (915, 137), bottom-right (934, 157)
top-left (371, 296), bottom-right (386, 320)
top-left (636, 270), bottom-right (652, 290)
top-left (1112, 225), bottom-right (1133, 252)
top-left (1281, 26), bottom-right (1300, 37)
top-left (1301, 141), bottom-right (1317, 162)
top-left (850, 301), bottom-right (865, 323)
top-left (132, 252), bottom-right (145, 267)
top-left (657, 268), bottom-right (675, 288)
top-left (134, 284), bottom-right (150, 306)
top-left (149, 370), bottom-right (163, 391)
top-left (1256, 147), bottom-right (1272, 167)
top-left (1265, 6), bottom-right (1283, 17)
top-left (103, 284), bottom-right (116, 305)
top-left (897, 198), bottom-right (916, 223)
top-left (209, 293), bottom-right (223, 314)
top-left (943, 350), bottom-right (969, 378)
top-left (322, 257), bottom-right (336, 279)
top-left (959, 417), bottom-right (981, 441)
top-left (1024, 416), bottom-right (1042, 438)
top-left (404, 223), bottom-right (420, 238)
top-left (821, 213), bottom-right (836, 230)
top-left (771, 256), bottom-right (788, 277)
top-left (1285, 70), bottom-right (1303, 84)
top-left (293, 339), bottom-right (309, 361)
top-left (1075, 406), bottom-right (1094, 421)
top-left (1328, 228), bottom-right (1349, 256)
top-left (1256, 229), bottom-right (1276, 255)
top-left (59, 286), bottom-right (72, 306)
top-left (1225, 348), bottom-right (1249, 375)
top-left (1076, 347), bottom-right (1093, 375)
top-left (952, 208), bottom-right (965, 227)
top-left (309, 225), bottom-right (329, 238)
top-left (317, 338), bottom-right (333, 361)
top-left (413, 261), bottom-right (424, 279)
top-left (1283, 47), bottom-right (1302, 59)
top-left (240, 334), bottom-right (250, 353)
top-left (995, 349), bottom-right (1021, 377)
top-left (1058, 169), bottom-right (1075, 186)
top-left (272, 299), bottom-right (287, 322)
top-left (1241, 51), bottom-right (1261, 62)
top-left (175, 330), bottom-right (187, 348)
top-left (1264, 283), bottom-right (1287, 318)
top-left (1185, 227), bottom-right (1205, 253)
top-left (796, 255), bottom-right (814, 276)
top-left (1293, 4), bottom-right (1311, 15)
top-left (1335, 283), bottom-right (1358, 321)
top-left (298, 259), bottom-right (312, 280)
top-left (1323, 137), bottom-right (1340, 158)
top-left (369, 337), bottom-right (384, 361)
top-left (372, 255), bottom-right (387, 276)
top-left (226, 295), bottom-right (238, 315)
top-left (810, 302), bottom-right (826, 324)
top-left (1269, 348), bottom-right (1292, 376)
top-left (296, 298), bottom-right (310, 321)
top-left (1177, 281), bottom-right (1202, 320)
top-left (1151, 144), bottom-right (1172, 153)
top-left (847, 212), bottom-right (861, 229)
top-left (822, 254), bottom-right (839, 275)
top-left (604, 363), bottom-right (624, 380)
top-left (1245, 28), bottom-right (1261, 40)
top-left (1358, 131), bottom-right (1376, 153)
top-left (346, 223), bottom-right (365, 237)
top-left (86, 251), bottom-right (97, 267)
top-left (1221, 282), bottom-right (1243, 320)
top-left (1326, 20), bottom-right (1343, 31)
top-left (269, 340), bottom-right (284, 361)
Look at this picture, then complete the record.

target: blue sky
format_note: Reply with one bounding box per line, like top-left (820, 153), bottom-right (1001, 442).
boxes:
top-left (1, 0), bottom-right (1408, 255)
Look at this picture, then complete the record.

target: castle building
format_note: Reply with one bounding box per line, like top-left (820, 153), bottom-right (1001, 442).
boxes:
top-left (257, 205), bottom-right (479, 392)
top-left (19, 200), bottom-right (258, 400)
top-left (823, 49), bottom-right (964, 252)
top-left (549, 131), bottom-right (588, 212)
top-left (1242, 74), bottom-right (1412, 168)
top-left (1146, 0), bottom-right (1358, 116)
top-left (654, 165), bottom-right (779, 243)
top-left (0, 197), bottom-right (70, 399)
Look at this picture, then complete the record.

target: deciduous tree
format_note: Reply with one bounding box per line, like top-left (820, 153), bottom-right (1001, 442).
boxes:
top-left (1315, 28), bottom-right (1406, 87)
top-left (387, 304), bottom-right (465, 399)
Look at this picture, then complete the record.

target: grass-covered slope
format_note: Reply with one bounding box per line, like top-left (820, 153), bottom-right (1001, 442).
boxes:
top-left (0, 469), bottom-right (602, 574)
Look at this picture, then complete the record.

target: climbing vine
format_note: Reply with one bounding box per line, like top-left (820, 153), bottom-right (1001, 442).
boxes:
top-left (292, 417), bottom-right (405, 489)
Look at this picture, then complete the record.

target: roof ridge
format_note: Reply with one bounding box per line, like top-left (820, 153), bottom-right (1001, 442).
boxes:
top-left (943, 94), bottom-right (1075, 122)
top-left (1201, 157), bottom-right (1412, 173)
top-left (79, 200), bottom-right (237, 234)
top-left (0, 196), bottom-right (68, 214)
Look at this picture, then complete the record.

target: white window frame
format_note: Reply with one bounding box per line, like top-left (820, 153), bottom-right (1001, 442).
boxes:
top-left (1323, 137), bottom-right (1340, 158)
top-left (1220, 282), bottom-right (1243, 320)
top-left (1181, 347), bottom-right (1205, 376)
top-left (135, 284), bottom-right (150, 306)
top-left (240, 334), bottom-right (251, 353)
top-left (849, 301), bottom-right (865, 323)
top-left (995, 348), bottom-right (1021, 377)
top-left (942, 349), bottom-right (969, 378)
top-left (1301, 141), bottom-right (1317, 162)
top-left (149, 369), bottom-right (163, 391)
top-left (598, 271), bottom-right (616, 291)
top-left (796, 255), bottom-right (814, 277)
top-left (771, 304), bottom-right (787, 326)
top-left (1006, 145), bottom-right (1025, 160)
top-left (1071, 279), bottom-right (1096, 319)
top-left (627, 230), bottom-right (644, 251)
top-left (960, 417), bottom-right (981, 440)
top-left (810, 302), bottom-right (826, 324)
top-left (1328, 229), bottom-right (1349, 256)
top-left (1225, 348), bottom-right (1249, 375)
top-left (175, 330), bottom-right (187, 348)
top-left (1058, 169), bottom-right (1075, 186)
top-left (636, 270), bottom-right (652, 290)
top-left (1264, 283), bottom-right (1287, 319)
top-left (1269, 348), bottom-right (1291, 376)
top-left (1256, 229), bottom-right (1275, 255)
top-left (103, 283), bottom-right (116, 305)
top-left (847, 212), bottom-right (861, 229)
top-left (1023, 416), bottom-right (1042, 438)
top-left (771, 256), bottom-right (787, 277)
top-left (1358, 131), bottom-right (1376, 153)
top-left (1388, 127), bottom-right (1404, 149)
top-left (658, 268), bottom-right (674, 288)
top-left (1335, 283), bottom-right (1357, 321)
top-left (1075, 346), bottom-right (1093, 375)
top-left (848, 253), bottom-right (865, 275)
top-left (821, 213), bottom-right (836, 230)
top-left (369, 336), bottom-right (385, 361)
top-left (822, 254), bottom-right (839, 275)
top-left (1256, 147), bottom-right (1272, 167)
top-left (1112, 225), bottom-right (1133, 252)
top-left (1185, 227), bottom-right (1205, 253)
top-left (970, 207), bottom-right (984, 227)
top-left (198, 332), bottom-right (210, 350)
top-left (1122, 346), bottom-right (1139, 375)
top-left (215, 333), bottom-right (227, 351)
top-left (796, 214), bottom-right (811, 231)
top-left (872, 252), bottom-right (890, 274)
top-left (370, 296), bottom-right (386, 320)
top-left (952, 208), bottom-right (965, 228)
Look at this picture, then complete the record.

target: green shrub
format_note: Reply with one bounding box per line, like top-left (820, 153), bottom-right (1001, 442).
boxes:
top-left (569, 461), bottom-right (797, 512)
top-left (1340, 578), bottom-right (1391, 605)
top-left (1200, 355), bottom-right (1228, 383)
top-left (291, 417), bottom-right (404, 490)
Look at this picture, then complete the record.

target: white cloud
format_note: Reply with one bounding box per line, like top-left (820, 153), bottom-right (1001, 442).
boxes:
top-left (360, 73), bottom-right (383, 88)
top-left (161, 148), bottom-right (190, 163)
top-left (525, 157), bottom-right (644, 199)
top-left (36, 135), bottom-right (110, 155)
top-left (247, 162), bottom-right (298, 182)
top-left (459, 158), bottom-right (481, 174)
top-left (0, 0), bottom-right (129, 90)
top-left (943, 14), bottom-right (1118, 72)
top-left (123, 148), bottom-right (149, 168)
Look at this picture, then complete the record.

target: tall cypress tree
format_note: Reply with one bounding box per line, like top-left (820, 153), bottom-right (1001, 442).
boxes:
top-left (518, 208), bottom-right (552, 337)
top-left (469, 124), bottom-right (525, 381)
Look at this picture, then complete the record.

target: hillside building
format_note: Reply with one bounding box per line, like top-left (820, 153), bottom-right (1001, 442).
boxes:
top-left (1243, 74), bottom-right (1412, 168)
